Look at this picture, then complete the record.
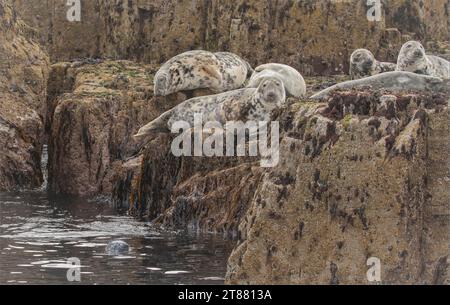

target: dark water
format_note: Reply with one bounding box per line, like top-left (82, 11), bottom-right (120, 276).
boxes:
top-left (0, 149), bottom-right (234, 285)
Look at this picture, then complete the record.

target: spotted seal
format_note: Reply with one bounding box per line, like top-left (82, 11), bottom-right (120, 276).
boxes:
top-left (310, 71), bottom-right (450, 101)
top-left (247, 63), bottom-right (306, 98)
top-left (105, 240), bottom-right (130, 256)
top-left (135, 77), bottom-right (286, 138)
top-left (350, 49), bottom-right (396, 80)
top-left (396, 41), bottom-right (450, 79)
top-left (154, 50), bottom-right (253, 96)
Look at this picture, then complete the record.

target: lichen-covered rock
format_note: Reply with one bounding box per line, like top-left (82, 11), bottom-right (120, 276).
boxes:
top-left (225, 90), bottom-right (449, 285)
top-left (0, 1), bottom-right (49, 191)
top-left (11, 0), bottom-right (450, 76)
top-left (47, 60), bottom-right (186, 196)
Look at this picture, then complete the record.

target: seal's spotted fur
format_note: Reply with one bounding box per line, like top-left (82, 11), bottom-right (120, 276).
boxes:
top-left (154, 50), bottom-right (253, 96)
top-left (135, 77), bottom-right (286, 138)
top-left (350, 49), bottom-right (396, 80)
top-left (397, 41), bottom-right (450, 80)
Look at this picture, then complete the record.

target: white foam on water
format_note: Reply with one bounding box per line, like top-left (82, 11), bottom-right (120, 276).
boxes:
top-left (40, 263), bottom-right (88, 269)
top-left (198, 277), bottom-right (224, 281)
top-left (74, 243), bottom-right (107, 248)
top-left (112, 256), bottom-right (136, 260)
top-left (164, 270), bottom-right (191, 275)
top-left (9, 245), bottom-right (25, 249)
top-left (146, 267), bottom-right (162, 271)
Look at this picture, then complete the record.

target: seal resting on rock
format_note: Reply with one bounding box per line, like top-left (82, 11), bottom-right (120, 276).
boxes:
top-left (135, 77), bottom-right (286, 138)
top-left (154, 50), bottom-right (253, 96)
top-left (106, 240), bottom-right (130, 256)
top-left (310, 71), bottom-right (450, 101)
top-left (350, 49), bottom-right (396, 80)
top-left (247, 63), bottom-right (306, 98)
top-left (396, 41), bottom-right (450, 79)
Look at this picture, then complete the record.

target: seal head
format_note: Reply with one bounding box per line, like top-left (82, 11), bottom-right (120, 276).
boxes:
top-left (106, 240), bottom-right (130, 256)
top-left (154, 71), bottom-right (170, 96)
top-left (350, 49), bottom-right (376, 79)
top-left (397, 41), bottom-right (429, 75)
top-left (256, 77), bottom-right (286, 109)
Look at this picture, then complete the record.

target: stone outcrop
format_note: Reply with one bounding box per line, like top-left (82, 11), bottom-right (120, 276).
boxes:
top-left (11, 0), bottom-right (450, 76)
top-left (225, 90), bottom-right (450, 284)
top-left (46, 60), bottom-right (200, 196)
top-left (0, 1), bottom-right (49, 191)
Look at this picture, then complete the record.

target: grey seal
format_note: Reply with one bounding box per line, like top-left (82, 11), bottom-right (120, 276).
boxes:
top-left (135, 77), bottom-right (286, 138)
top-left (396, 41), bottom-right (450, 80)
top-left (350, 49), bottom-right (396, 80)
top-left (105, 240), bottom-right (130, 256)
top-left (247, 63), bottom-right (306, 98)
top-left (154, 50), bottom-right (253, 96)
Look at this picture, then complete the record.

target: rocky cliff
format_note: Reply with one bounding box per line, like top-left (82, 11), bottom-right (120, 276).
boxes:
top-left (2, 0), bottom-right (449, 284)
top-left (12, 0), bottom-right (450, 76)
top-left (0, 1), bottom-right (49, 191)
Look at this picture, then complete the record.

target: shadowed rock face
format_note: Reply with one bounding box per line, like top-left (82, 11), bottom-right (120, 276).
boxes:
top-left (11, 0), bottom-right (450, 76)
top-left (0, 1), bottom-right (49, 191)
top-left (46, 60), bottom-right (203, 196)
top-left (46, 60), bottom-right (217, 196)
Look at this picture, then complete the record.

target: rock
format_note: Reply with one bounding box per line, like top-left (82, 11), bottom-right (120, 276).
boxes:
top-left (11, 0), bottom-right (450, 76)
top-left (0, 1), bottom-right (49, 191)
top-left (46, 60), bottom-right (219, 196)
top-left (225, 90), bottom-right (450, 284)
top-left (106, 240), bottom-right (129, 256)
top-left (47, 60), bottom-right (209, 196)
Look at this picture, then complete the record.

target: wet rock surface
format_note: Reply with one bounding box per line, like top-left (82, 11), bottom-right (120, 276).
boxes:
top-left (0, 1), bottom-right (49, 191)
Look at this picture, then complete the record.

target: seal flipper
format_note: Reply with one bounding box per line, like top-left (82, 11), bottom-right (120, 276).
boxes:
top-left (199, 65), bottom-right (223, 89)
top-left (134, 110), bottom-right (172, 140)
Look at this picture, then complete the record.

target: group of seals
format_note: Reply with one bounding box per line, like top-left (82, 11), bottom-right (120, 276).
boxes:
top-left (350, 41), bottom-right (450, 80)
top-left (135, 51), bottom-right (305, 140)
top-left (135, 77), bottom-right (286, 138)
top-left (138, 42), bottom-right (448, 138)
